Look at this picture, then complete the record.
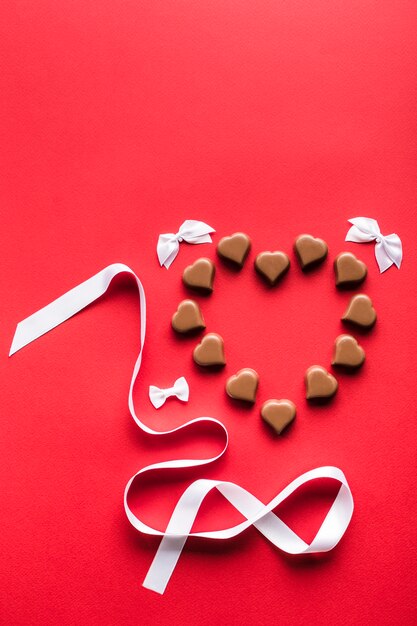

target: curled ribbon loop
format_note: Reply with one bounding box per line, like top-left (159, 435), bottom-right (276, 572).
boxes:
top-left (157, 219), bottom-right (215, 268)
top-left (345, 217), bottom-right (403, 273)
top-left (9, 264), bottom-right (354, 594)
top-left (149, 376), bottom-right (189, 409)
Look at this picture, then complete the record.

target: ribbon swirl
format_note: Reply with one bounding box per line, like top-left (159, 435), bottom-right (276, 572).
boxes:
top-left (157, 219), bottom-right (215, 268)
top-left (9, 264), bottom-right (354, 594)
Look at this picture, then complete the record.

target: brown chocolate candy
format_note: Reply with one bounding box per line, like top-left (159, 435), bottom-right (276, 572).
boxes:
top-left (255, 251), bottom-right (290, 286)
top-left (332, 334), bottom-right (365, 369)
top-left (172, 299), bottom-right (206, 334)
top-left (217, 232), bottom-right (251, 268)
top-left (334, 252), bottom-right (367, 288)
top-left (305, 366), bottom-right (338, 400)
top-left (226, 368), bottom-right (259, 403)
top-left (342, 294), bottom-right (376, 329)
top-left (193, 333), bottom-right (225, 367)
top-left (294, 234), bottom-right (328, 270)
top-left (183, 258), bottom-right (215, 293)
top-left (261, 399), bottom-right (296, 435)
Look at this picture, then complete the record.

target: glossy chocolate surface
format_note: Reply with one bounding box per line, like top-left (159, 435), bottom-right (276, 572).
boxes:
top-left (342, 294), bottom-right (376, 329)
top-left (305, 365), bottom-right (338, 400)
top-left (294, 234), bottom-right (328, 270)
top-left (193, 332), bottom-right (225, 366)
top-left (172, 299), bottom-right (206, 334)
top-left (261, 399), bottom-right (296, 434)
top-left (183, 258), bottom-right (215, 293)
top-left (226, 368), bottom-right (259, 403)
top-left (334, 252), bottom-right (367, 288)
top-left (332, 334), bottom-right (365, 368)
top-left (255, 251), bottom-right (290, 286)
top-left (217, 232), bottom-right (251, 268)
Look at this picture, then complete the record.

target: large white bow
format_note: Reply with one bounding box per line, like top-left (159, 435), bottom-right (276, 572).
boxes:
top-left (149, 377), bottom-right (189, 409)
top-left (157, 219), bottom-right (215, 268)
top-left (345, 217), bottom-right (403, 273)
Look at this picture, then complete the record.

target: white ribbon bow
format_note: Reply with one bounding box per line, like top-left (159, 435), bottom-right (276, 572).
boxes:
top-left (9, 264), bottom-right (354, 595)
top-left (345, 217), bottom-right (403, 273)
top-left (149, 377), bottom-right (189, 409)
top-left (157, 219), bottom-right (215, 268)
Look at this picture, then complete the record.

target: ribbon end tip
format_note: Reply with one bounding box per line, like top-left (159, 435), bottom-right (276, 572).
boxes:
top-left (142, 579), bottom-right (166, 595)
top-left (9, 332), bottom-right (20, 356)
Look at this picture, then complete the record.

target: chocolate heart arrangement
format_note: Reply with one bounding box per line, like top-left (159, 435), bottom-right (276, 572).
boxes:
top-left (172, 232), bottom-right (377, 434)
top-left (11, 221), bottom-right (379, 594)
top-left (9, 217), bottom-right (399, 594)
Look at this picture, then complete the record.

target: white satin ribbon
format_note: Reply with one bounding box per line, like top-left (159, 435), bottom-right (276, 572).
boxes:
top-left (9, 264), bottom-right (354, 594)
top-left (149, 376), bottom-right (189, 409)
top-left (157, 219), bottom-right (215, 268)
top-left (345, 217), bottom-right (403, 273)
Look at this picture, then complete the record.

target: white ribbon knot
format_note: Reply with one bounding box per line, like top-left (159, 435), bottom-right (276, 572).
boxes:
top-left (157, 219), bottom-right (215, 268)
top-left (149, 377), bottom-right (189, 409)
top-left (8, 263), bottom-right (354, 594)
top-left (345, 217), bottom-right (403, 273)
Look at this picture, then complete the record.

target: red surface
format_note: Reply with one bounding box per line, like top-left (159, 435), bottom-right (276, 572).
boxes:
top-left (1, 1), bottom-right (417, 624)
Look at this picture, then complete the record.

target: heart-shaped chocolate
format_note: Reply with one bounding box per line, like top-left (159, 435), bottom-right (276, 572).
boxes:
top-left (217, 232), bottom-right (251, 268)
top-left (226, 368), bottom-right (259, 403)
top-left (261, 399), bottom-right (296, 434)
top-left (172, 299), bottom-right (206, 334)
top-left (183, 258), bottom-right (215, 293)
top-left (255, 251), bottom-right (290, 286)
top-left (294, 234), bottom-right (328, 270)
top-left (193, 333), bottom-right (225, 367)
top-left (305, 365), bottom-right (338, 400)
top-left (342, 294), bottom-right (377, 329)
top-left (334, 252), bottom-right (367, 288)
top-left (332, 334), bottom-right (365, 369)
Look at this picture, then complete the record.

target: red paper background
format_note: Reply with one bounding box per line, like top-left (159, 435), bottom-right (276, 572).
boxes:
top-left (1, 1), bottom-right (417, 624)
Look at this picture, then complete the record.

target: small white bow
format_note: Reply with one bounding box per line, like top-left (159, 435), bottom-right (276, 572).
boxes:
top-left (345, 217), bottom-right (403, 273)
top-left (149, 377), bottom-right (190, 409)
top-left (157, 219), bottom-right (215, 268)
